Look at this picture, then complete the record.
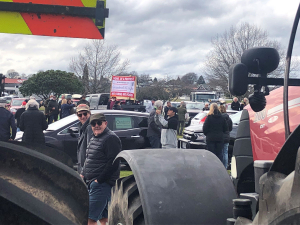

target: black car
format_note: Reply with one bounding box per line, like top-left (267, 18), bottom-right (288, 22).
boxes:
top-left (15, 110), bottom-right (151, 166)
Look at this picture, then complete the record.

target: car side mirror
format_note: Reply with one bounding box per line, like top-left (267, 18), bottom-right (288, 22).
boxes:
top-left (68, 127), bottom-right (79, 137)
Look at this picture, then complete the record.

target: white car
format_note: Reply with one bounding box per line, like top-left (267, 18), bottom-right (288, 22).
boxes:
top-left (190, 110), bottom-right (238, 126)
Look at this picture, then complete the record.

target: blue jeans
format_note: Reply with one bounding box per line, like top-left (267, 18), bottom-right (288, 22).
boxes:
top-left (222, 143), bottom-right (229, 169)
top-left (148, 135), bottom-right (161, 148)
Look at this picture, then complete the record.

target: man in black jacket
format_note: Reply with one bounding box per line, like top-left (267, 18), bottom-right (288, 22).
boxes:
top-left (231, 97), bottom-right (240, 111)
top-left (76, 104), bottom-right (93, 174)
top-left (147, 100), bottom-right (162, 148)
top-left (20, 99), bottom-right (48, 144)
top-left (163, 101), bottom-right (171, 120)
top-left (48, 95), bottom-right (59, 124)
top-left (77, 95), bottom-right (90, 106)
top-left (0, 99), bottom-right (16, 142)
top-left (81, 113), bottom-right (121, 225)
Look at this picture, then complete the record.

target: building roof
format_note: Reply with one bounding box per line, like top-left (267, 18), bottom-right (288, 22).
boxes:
top-left (4, 78), bottom-right (26, 84)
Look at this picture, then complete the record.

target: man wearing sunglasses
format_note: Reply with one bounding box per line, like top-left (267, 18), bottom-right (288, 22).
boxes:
top-left (77, 104), bottom-right (93, 174)
top-left (81, 113), bottom-right (121, 225)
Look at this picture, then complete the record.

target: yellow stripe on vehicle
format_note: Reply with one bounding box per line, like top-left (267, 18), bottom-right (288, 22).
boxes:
top-left (0, 11), bottom-right (32, 34)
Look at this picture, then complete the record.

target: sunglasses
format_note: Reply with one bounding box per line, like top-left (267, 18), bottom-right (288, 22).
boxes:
top-left (77, 112), bottom-right (88, 117)
top-left (91, 120), bottom-right (104, 127)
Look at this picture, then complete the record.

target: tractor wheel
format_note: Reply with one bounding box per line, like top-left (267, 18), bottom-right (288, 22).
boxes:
top-left (108, 175), bottom-right (144, 225)
top-left (109, 149), bottom-right (236, 225)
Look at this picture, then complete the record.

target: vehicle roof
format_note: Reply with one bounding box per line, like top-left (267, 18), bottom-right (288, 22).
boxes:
top-left (90, 109), bottom-right (149, 116)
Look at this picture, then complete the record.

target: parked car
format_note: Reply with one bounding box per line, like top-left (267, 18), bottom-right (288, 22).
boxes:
top-left (178, 111), bottom-right (242, 166)
top-left (72, 94), bottom-right (82, 106)
top-left (15, 110), bottom-right (151, 167)
top-left (190, 110), bottom-right (237, 126)
top-left (9, 98), bottom-right (28, 115)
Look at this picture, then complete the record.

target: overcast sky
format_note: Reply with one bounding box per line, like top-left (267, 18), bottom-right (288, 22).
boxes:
top-left (0, 0), bottom-right (299, 79)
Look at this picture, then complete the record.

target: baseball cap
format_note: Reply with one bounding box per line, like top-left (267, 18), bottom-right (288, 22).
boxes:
top-left (76, 104), bottom-right (90, 113)
top-left (22, 101), bottom-right (27, 106)
top-left (90, 113), bottom-right (106, 123)
top-left (168, 107), bottom-right (178, 113)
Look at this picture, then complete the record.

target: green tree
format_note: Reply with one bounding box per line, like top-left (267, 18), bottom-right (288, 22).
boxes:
top-left (197, 75), bottom-right (205, 84)
top-left (19, 70), bottom-right (83, 100)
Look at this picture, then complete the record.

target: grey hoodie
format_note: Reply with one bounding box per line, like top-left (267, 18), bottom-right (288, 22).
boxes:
top-left (155, 114), bottom-right (178, 149)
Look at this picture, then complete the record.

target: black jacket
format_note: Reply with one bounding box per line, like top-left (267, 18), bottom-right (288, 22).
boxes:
top-left (77, 99), bottom-right (90, 107)
top-left (48, 99), bottom-right (59, 115)
top-left (164, 106), bottom-right (169, 120)
top-left (113, 104), bottom-right (121, 110)
top-left (19, 107), bottom-right (48, 144)
top-left (222, 113), bottom-right (233, 143)
top-left (231, 101), bottom-right (240, 111)
top-left (77, 118), bottom-right (93, 174)
top-left (203, 110), bottom-right (228, 143)
top-left (82, 127), bottom-right (121, 186)
top-left (147, 108), bottom-right (162, 137)
top-left (15, 107), bottom-right (25, 127)
top-left (0, 107), bottom-right (17, 141)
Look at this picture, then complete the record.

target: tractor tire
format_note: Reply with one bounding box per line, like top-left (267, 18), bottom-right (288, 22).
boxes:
top-left (109, 175), bottom-right (144, 225)
top-left (109, 149), bottom-right (236, 225)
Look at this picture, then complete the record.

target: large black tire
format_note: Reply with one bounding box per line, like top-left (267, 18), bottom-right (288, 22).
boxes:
top-left (109, 175), bottom-right (144, 225)
top-left (110, 149), bottom-right (236, 225)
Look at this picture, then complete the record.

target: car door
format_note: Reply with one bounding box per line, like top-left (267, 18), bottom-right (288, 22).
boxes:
top-left (106, 114), bottom-right (141, 150)
top-left (98, 94), bottom-right (109, 110)
top-left (57, 121), bottom-right (80, 163)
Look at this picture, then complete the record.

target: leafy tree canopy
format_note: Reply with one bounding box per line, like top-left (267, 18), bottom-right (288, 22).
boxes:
top-left (19, 70), bottom-right (83, 100)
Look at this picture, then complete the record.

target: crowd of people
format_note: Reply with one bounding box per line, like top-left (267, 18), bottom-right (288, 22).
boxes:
top-left (0, 93), bottom-right (250, 224)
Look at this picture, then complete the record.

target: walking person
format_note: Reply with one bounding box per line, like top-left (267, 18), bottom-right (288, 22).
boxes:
top-left (76, 104), bottom-right (93, 174)
top-left (219, 105), bottom-right (233, 169)
top-left (0, 99), bottom-right (17, 142)
top-left (15, 101), bottom-right (26, 132)
top-left (164, 101), bottom-right (171, 120)
top-left (61, 99), bottom-right (75, 119)
top-left (81, 113), bottom-right (121, 225)
top-left (147, 100), bottom-right (162, 148)
top-left (48, 95), bottom-right (59, 124)
top-left (240, 98), bottom-right (249, 110)
top-left (19, 99), bottom-right (48, 144)
top-left (231, 97), bottom-right (240, 111)
top-left (155, 106), bottom-right (178, 149)
top-left (203, 103), bottom-right (228, 162)
top-left (177, 101), bottom-right (187, 135)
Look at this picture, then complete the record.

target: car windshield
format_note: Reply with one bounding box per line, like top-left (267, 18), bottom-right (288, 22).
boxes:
top-left (194, 94), bottom-right (215, 101)
top-left (230, 111), bottom-right (242, 124)
top-left (86, 96), bottom-right (90, 102)
top-left (11, 99), bottom-right (24, 106)
top-left (194, 112), bottom-right (207, 120)
top-left (47, 114), bottom-right (78, 131)
top-left (186, 102), bottom-right (204, 110)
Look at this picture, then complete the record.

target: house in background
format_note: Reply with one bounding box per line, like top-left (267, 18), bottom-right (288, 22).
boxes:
top-left (4, 78), bottom-right (26, 96)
